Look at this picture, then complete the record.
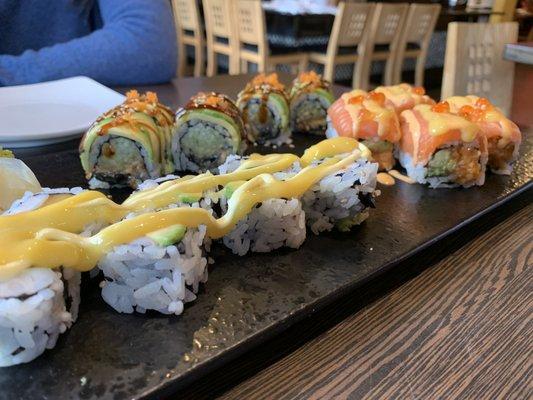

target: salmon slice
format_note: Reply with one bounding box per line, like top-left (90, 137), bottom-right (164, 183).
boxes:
top-left (327, 90), bottom-right (401, 143)
top-left (374, 84), bottom-right (435, 114)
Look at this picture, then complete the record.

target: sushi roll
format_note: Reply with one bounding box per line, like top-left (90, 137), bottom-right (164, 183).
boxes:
top-left (237, 73), bottom-right (291, 146)
top-left (289, 71), bottom-right (334, 135)
top-left (399, 101), bottom-right (488, 188)
top-left (326, 90), bottom-right (401, 171)
top-left (374, 84), bottom-right (435, 115)
top-left (173, 92), bottom-right (247, 173)
top-left (445, 96), bottom-right (521, 175)
top-left (80, 91), bottom-right (175, 189)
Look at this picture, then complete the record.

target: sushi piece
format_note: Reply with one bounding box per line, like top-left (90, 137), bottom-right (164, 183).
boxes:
top-left (99, 225), bottom-right (209, 315)
top-left (80, 91), bottom-right (175, 189)
top-left (289, 71), bottom-right (334, 135)
top-left (237, 73), bottom-right (291, 146)
top-left (0, 267), bottom-right (80, 367)
top-left (326, 90), bottom-right (401, 171)
top-left (445, 96), bottom-right (521, 175)
top-left (173, 92), bottom-right (247, 173)
top-left (374, 84), bottom-right (435, 114)
top-left (0, 187), bottom-right (85, 366)
top-left (399, 101), bottom-right (488, 188)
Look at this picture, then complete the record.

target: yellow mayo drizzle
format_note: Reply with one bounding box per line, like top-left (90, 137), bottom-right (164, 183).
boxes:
top-left (417, 104), bottom-right (480, 142)
top-left (0, 138), bottom-right (370, 281)
top-left (341, 91), bottom-right (395, 138)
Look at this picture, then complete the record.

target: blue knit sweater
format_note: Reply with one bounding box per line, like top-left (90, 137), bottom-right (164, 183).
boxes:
top-left (0, 0), bottom-right (177, 86)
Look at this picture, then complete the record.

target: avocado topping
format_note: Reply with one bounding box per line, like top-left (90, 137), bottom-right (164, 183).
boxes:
top-left (147, 224), bottom-right (187, 246)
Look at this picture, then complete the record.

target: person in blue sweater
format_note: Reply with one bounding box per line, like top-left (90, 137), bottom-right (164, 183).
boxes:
top-left (0, 0), bottom-right (177, 86)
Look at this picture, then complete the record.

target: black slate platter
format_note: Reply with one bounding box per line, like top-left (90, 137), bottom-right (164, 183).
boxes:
top-left (1, 86), bottom-right (532, 399)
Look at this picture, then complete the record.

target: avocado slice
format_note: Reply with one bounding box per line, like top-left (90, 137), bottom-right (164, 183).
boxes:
top-left (178, 193), bottom-right (201, 204)
top-left (224, 181), bottom-right (246, 199)
top-left (361, 140), bottom-right (393, 154)
top-left (426, 149), bottom-right (457, 177)
top-left (147, 224), bottom-right (187, 246)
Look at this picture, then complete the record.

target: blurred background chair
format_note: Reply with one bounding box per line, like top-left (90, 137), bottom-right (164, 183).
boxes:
top-left (441, 22), bottom-right (518, 115)
top-left (394, 3), bottom-right (441, 86)
top-left (235, 0), bottom-right (308, 73)
top-left (171, 0), bottom-right (205, 77)
top-left (359, 3), bottom-right (409, 89)
top-left (202, 0), bottom-right (240, 76)
top-left (308, 2), bottom-right (375, 87)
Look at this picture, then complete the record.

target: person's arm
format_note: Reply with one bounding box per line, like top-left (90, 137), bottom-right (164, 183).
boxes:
top-left (0, 0), bottom-right (177, 86)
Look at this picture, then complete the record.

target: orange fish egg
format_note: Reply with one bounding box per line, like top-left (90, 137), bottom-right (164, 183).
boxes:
top-left (413, 86), bottom-right (426, 95)
top-left (431, 101), bottom-right (450, 113)
top-left (368, 91), bottom-right (386, 106)
top-left (348, 95), bottom-right (365, 105)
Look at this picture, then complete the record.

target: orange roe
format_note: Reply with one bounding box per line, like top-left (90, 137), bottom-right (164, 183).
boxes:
top-left (475, 97), bottom-right (492, 110)
top-left (432, 101), bottom-right (450, 113)
top-left (413, 86), bottom-right (426, 95)
top-left (368, 91), bottom-right (386, 106)
top-left (348, 95), bottom-right (365, 105)
top-left (251, 73), bottom-right (285, 91)
top-left (298, 70), bottom-right (321, 84)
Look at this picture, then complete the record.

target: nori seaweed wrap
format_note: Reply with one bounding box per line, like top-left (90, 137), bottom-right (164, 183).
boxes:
top-left (172, 92), bottom-right (247, 173)
top-left (80, 91), bottom-right (175, 189)
top-left (289, 71), bottom-right (334, 135)
top-left (237, 73), bottom-right (290, 146)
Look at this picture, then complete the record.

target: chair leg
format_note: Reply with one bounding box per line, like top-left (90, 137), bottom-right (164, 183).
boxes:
top-left (414, 51), bottom-right (427, 87)
top-left (206, 49), bottom-right (216, 77)
top-left (384, 55), bottom-right (395, 86)
top-left (194, 44), bottom-right (204, 77)
top-left (394, 51), bottom-right (404, 84)
top-left (177, 42), bottom-right (187, 77)
top-left (240, 59), bottom-right (248, 73)
top-left (298, 55), bottom-right (309, 73)
top-left (324, 62), bottom-right (334, 83)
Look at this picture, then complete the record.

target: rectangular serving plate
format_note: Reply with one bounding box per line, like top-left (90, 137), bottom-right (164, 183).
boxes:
top-left (1, 75), bottom-right (531, 400)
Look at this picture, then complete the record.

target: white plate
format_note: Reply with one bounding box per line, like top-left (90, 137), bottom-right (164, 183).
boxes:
top-left (0, 76), bottom-right (125, 148)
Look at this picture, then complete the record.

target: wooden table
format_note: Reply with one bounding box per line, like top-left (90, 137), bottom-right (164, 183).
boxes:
top-left (13, 74), bottom-right (531, 399)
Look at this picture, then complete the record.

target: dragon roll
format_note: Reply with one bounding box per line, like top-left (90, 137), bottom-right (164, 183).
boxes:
top-left (289, 71), bottom-right (334, 135)
top-left (399, 101), bottom-right (488, 188)
top-left (173, 92), bottom-right (247, 173)
top-left (237, 73), bottom-right (291, 146)
top-left (80, 91), bottom-right (175, 189)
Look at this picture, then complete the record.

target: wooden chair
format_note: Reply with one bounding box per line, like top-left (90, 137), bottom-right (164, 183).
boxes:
top-left (308, 2), bottom-right (375, 87)
top-left (202, 0), bottom-right (240, 76)
top-left (441, 22), bottom-right (518, 115)
top-left (393, 4), bottom-right (441, 86)
top-left (359, 3), bottom-right (409, 89)
top-left (171, 0), bottom-right (205, 77)
top-left (235, 0), bottom-right (308, 73)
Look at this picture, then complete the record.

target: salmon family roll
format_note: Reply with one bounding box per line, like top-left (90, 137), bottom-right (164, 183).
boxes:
top-left (445, 96), bottom-right (521, 175)
top-left (289, 71), bottom-right (334, 135)
top-left (80, 91), bottom-right (175, 189)
top-left (399, 101), bottom-right (488, 188)
top-left (237, 73), bottom-right (291, 145)
top-left (326, 90), bottom-right (401, 170)
top-left (173, 92), bottom-right (247, 173)
top-left (374, 84), bottom-right (435, 114)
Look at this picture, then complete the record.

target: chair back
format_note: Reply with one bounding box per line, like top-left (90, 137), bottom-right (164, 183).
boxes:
top-left (203, 0), bottom-right (239, 75)
top-left (171, 0), bottom-right (205, 77)
top-left (441, 22), bottom-right (518, 115)
top-left (370, 3), bottom-right (409, 45)
top-left (402, 4), bottom-right (441, 45)
top-left (235, 0), bottom-right (267, 51)
top-left (172, 0), bottom-right (203, 37)
top-left (330, 2), bottom-right (375, 49)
